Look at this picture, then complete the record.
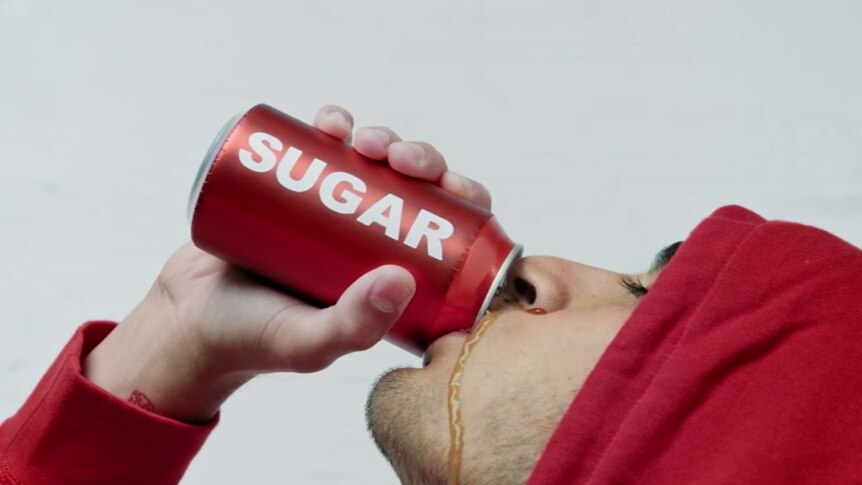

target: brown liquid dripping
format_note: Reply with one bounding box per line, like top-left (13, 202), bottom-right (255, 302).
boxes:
top-left (446, 306), bottom-right (546, 484)
top-left (446, 312), bottom-right (500, 485)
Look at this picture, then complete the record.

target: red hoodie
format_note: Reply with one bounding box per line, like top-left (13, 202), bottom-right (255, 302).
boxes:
top-left (2, 205), bottom-right (861, 484)
top-left (529, 205), bottom-right (862, 484)
top-left (0, 322), bottom-right (215, 484)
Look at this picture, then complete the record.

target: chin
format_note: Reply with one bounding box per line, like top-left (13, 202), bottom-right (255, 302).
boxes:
top-left (365, 366), bottom-right (417, 452)
top-left (365, 366), bottom-right (449, 485)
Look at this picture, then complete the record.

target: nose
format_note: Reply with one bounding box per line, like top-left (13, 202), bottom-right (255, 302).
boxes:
top-left (505, 256), bottom-right (570, 313)
top-left (503, 255), bottom-right (625, 313)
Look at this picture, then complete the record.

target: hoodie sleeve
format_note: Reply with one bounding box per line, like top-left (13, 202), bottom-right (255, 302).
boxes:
top-left (0, 321), bottom-right (217, 485)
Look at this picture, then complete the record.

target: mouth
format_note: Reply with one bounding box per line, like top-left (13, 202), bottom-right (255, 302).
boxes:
top-left (421, 305), bottom-right (514, 367)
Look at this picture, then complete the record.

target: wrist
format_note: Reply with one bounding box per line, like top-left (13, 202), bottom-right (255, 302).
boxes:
top-left (83, 293), bottom-right (253, 423)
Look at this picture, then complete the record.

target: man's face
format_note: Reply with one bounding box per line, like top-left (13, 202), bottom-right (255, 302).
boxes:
top-left (367, 244), bottom-right (680, 485)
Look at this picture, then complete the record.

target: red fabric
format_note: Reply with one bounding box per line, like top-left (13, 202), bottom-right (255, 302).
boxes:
top-left (529, 205), bottom-right (862, 484)
top-left (0, 321), bottom-right (216, 485)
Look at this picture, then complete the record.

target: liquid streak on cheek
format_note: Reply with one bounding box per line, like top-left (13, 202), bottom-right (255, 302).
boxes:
top-left (446, 306), bottom-right (546, 485)
top-left (446, 311), bottom-right (498, 485)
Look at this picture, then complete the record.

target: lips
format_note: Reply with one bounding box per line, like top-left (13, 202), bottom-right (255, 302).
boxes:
top-left (422, 331), bottom-right (468, 367)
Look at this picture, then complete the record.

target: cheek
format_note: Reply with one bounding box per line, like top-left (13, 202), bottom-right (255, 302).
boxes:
top-left (469, 306), bottom-right (632, 389)
top-left (458, 306), bottom-right (633, 458)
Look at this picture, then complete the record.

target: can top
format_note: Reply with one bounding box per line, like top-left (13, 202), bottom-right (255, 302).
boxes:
top-left (475, 242), bottom-right (523, 321)
top-left (187, 113), bottom-right (243, 222)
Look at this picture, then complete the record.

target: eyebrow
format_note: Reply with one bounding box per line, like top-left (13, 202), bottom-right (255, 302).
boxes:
top-left (649, 241), bottom-right (683, 273)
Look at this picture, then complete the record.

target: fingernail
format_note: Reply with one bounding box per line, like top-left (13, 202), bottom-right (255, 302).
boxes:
top-left (325, 110), bottom-right (349, 129)
top-left (370, 273), bottom-right (414, 313)
top-left (405, 142), bottom-right (425, 162)
top-left (457, 173), bottom-right (474, 197)
top-left (366, 129), bottom-right (391, 153)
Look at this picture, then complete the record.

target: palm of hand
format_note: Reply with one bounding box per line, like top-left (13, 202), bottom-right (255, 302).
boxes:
top-left (156, 242), bottom-right (319, 373)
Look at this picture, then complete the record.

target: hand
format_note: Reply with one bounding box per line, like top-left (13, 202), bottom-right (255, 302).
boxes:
top-left (83, 104), bottom-right (492, 423)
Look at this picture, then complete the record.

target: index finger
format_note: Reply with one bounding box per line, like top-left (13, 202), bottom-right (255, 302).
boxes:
top-left (387, 141), bottom-right (449, 182)
top-left (313, 105), bottom-right (355, 143)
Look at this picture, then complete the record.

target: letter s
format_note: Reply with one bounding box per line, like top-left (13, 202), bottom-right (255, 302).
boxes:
top-left (239, 132), bottom-right (282, 173)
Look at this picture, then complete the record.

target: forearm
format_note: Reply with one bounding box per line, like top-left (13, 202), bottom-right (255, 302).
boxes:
top-left (82, 292), bottom-right (253, 423)
top-left (0, 322), bottom-right (216, 485)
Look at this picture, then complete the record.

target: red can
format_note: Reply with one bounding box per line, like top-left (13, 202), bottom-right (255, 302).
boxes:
top-left (188, 104), bottom-right (522, 355)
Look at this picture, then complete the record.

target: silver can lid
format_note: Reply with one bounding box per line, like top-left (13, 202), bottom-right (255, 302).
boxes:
top-left (474, 243), bottom-right (523, 323)
top-left (187, 113), bottom-right (243, 222)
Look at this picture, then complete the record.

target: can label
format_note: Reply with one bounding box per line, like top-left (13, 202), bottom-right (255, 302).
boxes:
top-left (239, 130), bottom-right (454, 260)
top-left (190, 104), bottom-right (521, 354)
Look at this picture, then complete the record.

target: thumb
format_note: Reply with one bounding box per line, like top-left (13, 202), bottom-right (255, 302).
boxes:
top-left (272, 265), bottom-right (416, 372)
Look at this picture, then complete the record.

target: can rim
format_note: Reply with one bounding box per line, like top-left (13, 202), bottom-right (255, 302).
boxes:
top-left (187, 113), bottom-right (243, 222)
top-left (474, 242), bottom-right (523, 324)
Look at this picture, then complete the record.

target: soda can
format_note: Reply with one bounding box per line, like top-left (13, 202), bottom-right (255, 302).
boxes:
top-left (188, 104), bottom-right (522, 355)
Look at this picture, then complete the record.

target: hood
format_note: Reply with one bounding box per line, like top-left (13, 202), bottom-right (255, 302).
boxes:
top-left (528, 205), bottom-right (862, 484)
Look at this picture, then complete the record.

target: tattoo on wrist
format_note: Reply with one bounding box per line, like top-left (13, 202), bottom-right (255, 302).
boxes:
top-left (128, 390), bottom-right (156, 412)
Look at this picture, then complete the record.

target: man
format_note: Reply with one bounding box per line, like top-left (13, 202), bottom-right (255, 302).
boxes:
top-left (2, 105), bottom-right (861, 485)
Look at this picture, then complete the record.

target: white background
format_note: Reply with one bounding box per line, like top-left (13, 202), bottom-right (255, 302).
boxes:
top-left (1, 1), bottom-right (860, 483)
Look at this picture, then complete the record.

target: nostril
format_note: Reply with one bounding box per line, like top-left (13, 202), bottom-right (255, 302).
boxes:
top-left (513, 277), bottom-right (537, 305)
